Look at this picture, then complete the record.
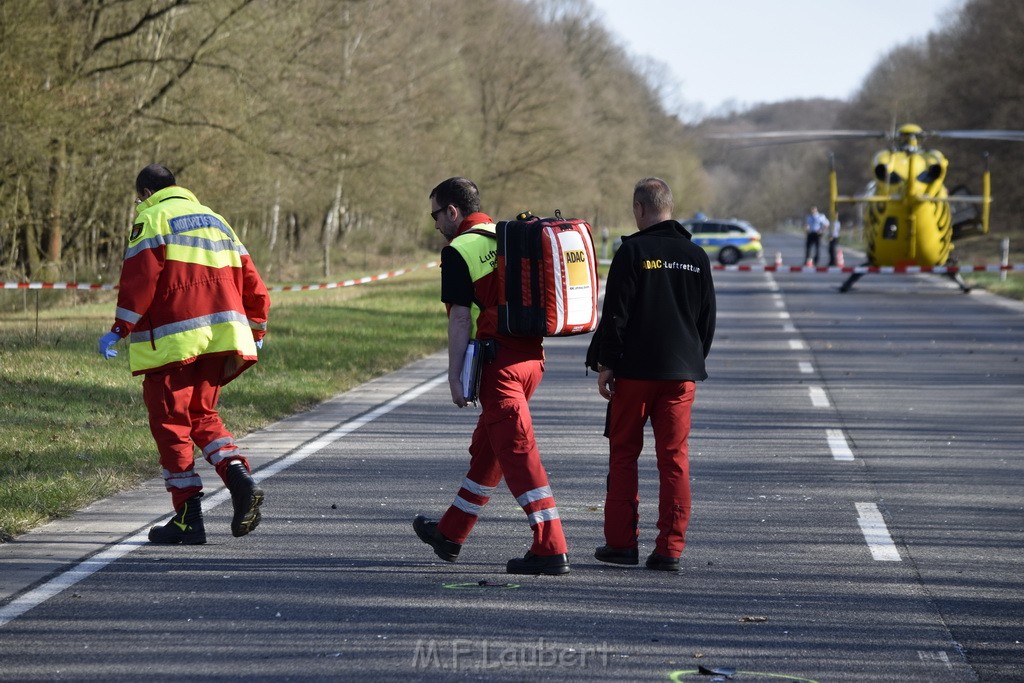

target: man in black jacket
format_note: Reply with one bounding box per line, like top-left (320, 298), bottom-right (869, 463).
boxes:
top-left (586, 177), bottom-right (716, 571)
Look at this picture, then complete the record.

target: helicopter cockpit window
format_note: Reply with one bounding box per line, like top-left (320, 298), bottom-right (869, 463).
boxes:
top-left (917, 164), bottom-right (942, 183)
top-left (875, 164), bottom-right (903, 184)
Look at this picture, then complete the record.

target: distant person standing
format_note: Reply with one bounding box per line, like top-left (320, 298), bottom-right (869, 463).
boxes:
top-left (413, 176), bottom-right (570, 576)
top-left (586, 177), bottom-right (716, 571)
top-left (827, 215), bottom-right (842, 266)
top-left (804, 206), bottom-right (829, 266)
top-left (98, 164), bottom-right (269, 545)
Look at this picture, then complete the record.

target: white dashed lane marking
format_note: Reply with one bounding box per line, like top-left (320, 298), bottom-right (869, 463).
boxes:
top-left (808, 386), bottom-right (830, 408)
top-left (773, 282), bottom-right (895, 564)
top-left (856, 503), bottom-right (902, 561)
top-left (827, 429), bottom-right (854, 461)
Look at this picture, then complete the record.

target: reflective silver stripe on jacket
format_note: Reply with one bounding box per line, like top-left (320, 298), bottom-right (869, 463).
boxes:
top-left (115, 307), bottom-right (143, 324)
top-left (129, 310), bottom-right (250, 344)
top-left (124, 233), bottom-right (247, 260)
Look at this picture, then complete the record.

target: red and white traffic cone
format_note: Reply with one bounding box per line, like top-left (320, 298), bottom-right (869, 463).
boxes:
top-left (836, 247), bottom-right (845, 268)
top-left (774, 251), bottom-right (783, 269)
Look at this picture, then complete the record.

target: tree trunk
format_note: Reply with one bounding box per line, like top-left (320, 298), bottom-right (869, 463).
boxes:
top-left (269, 180), bottom-right (281, 254)
top-left (23, 190), bottom-right (42, 279)
top-left (322, 180), bottom-right (343, 279)
top-left (44, 138), bottom-right (68, 280)
top-left (4, 177), bottom-right (24, 275)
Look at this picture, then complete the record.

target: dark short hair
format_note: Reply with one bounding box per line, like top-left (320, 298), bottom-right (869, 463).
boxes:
top-left (633, 177), bottom-right (673, 214)
top-left (429, 177), bottom-right (481, 215)
top-left (136, 164), bottom-right (176, 195)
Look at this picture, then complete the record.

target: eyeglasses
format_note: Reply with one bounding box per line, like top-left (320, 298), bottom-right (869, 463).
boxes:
top-left (430, 206), bottom-right (448, 221)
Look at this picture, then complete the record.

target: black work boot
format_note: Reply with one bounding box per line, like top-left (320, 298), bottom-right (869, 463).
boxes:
top-left (506, 551), bottom-right (570, 576)
top-left (413, 515), bottom-right (461, 562)
top-left (594, 544), bottom-right (639, 566)
top-left (149, 494), bottom-right (206, 545)
top-left (226, 462), bottom-right (264, 538)
top-left (645, 551), bottom-right (680, 572)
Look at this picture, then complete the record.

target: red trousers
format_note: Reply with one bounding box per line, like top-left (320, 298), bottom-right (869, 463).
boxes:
top-left (438, 347), bottom-right (568, 556)
top-left (604, 378), bottom-right (695, 557)
top-left (142, 356), bottom-right (249, 509)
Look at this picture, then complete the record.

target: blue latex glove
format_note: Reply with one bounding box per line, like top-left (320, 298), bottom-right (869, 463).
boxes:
top-left (255, 339), bottom-right (263, 350)
top-left (98, 331), bottom-right (120, 359)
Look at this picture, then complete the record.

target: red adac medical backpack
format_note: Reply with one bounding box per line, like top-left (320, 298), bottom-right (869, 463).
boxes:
top-left (495, 210), bottom-right (599, 337)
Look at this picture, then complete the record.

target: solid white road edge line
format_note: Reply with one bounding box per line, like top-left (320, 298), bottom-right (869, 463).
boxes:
top-left (0, 372), bottom-right (449, 629)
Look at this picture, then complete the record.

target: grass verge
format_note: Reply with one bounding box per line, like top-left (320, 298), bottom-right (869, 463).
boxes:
top-left (962, 272), bottom-right (1024, 298)
top-left (0, 267), bottom-right (446, 541)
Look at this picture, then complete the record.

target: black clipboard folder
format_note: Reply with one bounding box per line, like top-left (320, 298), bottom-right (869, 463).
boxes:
top-left (460, 339), bottom-right (495, 402)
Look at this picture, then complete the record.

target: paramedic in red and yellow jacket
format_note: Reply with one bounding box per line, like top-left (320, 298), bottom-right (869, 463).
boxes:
top-left (98, 164), bottom-right (269, 545)
top-left (412, 176), bottom-right (570, 576)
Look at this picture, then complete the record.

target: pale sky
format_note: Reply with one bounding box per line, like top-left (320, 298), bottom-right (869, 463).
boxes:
top-left (588, 0), bottom-right (962, 119)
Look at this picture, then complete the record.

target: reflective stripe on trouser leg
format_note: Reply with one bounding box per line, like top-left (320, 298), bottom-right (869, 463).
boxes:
top-left (515, 487), bottom-right (566, 556)
top-left (203, 436), bottom-right (243, 473)
top-left (189, 356), bottom-right (247, 482)
top-left (144, 366), bottom-right (203, 509)
top-left (481, 354), bottom-right (567, 556)
top-left (439, 351), bottom-right (569, 555)
top-left (163, 468), bottom-right (203, 493)
top-left (516, 486), bottom-right (564, 546)
top-left (651, 381), bottom-right (695, 557)
top-left (438, 412), bottom-right (503, 544)
top-left (453, 475), bottom-right (498, 516)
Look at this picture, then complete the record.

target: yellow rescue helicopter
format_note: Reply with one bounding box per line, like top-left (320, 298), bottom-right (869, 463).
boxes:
top-left (710, 123), bottom-right (1024, 292)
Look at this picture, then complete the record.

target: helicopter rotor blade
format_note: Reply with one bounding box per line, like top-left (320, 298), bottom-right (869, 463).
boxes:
top-left (706, 130), bottom-right (885, 141)
top-left (704, 130), bottom-right (888, 149)
top-left (702, 125), bottom-right (1024, 150)
top-left (926, 130), bottom-right (1024, 142)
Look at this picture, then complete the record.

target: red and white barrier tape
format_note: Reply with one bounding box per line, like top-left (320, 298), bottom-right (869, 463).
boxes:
top-left (2, 262), bottom-right (440, 291)
top-left (711, 263), bottom-right (1024, 273)
top-left (3, 261), bottom-right (1021, 289)
top-left (0, 282), bottom-right (117, 290)
top-left (268, 262), bottom-right (438, 292)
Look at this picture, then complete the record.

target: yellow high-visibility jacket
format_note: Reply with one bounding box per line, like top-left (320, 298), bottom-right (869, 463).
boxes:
top-left (110, 185), bottom-right (270, 384)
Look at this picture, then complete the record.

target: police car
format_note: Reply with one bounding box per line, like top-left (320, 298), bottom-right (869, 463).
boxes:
top-left (682, 218), bottom-right (763, 265)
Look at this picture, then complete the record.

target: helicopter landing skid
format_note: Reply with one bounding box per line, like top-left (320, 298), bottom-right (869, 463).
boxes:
top-left (839, 266), bottom-right (973, 293)
top-left (947, 271), bottom-right (973, 293)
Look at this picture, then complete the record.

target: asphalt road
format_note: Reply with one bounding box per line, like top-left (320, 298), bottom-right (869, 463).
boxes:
top-left (1, 232), bottom-right (1022, 682)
